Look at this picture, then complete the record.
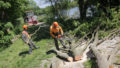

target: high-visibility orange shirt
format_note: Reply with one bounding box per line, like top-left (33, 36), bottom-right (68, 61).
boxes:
top-left (22, 31), bottom-right (30, 38)
top-left (50, 25), bottom-right (63, 38)
top-left (22, 30), bottom-right (31, 43)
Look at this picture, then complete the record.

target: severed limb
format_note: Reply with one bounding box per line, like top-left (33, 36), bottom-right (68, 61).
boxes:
top-left (53, 49), bottom-right (73, 62)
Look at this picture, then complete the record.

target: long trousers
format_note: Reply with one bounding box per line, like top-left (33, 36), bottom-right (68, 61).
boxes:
top-left (28, 40), bottom-right (37, 54)
top-left (54, 38), bottom-right (66, 50)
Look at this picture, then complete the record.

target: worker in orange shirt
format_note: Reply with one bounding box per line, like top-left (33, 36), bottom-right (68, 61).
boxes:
top-left (50, 22), bottom-right (66, 50)
top-left (22, 25), bottom-right (39, 54)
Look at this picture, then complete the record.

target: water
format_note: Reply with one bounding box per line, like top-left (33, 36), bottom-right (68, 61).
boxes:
top-left (61, 7), bottom-right (80, 18)
top-left (34, 0), bottom-right (92, 18)
top-left (68, 7), bottom-right (80, 18)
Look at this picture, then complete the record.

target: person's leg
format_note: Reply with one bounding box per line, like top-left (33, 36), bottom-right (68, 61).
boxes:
top-left (54, 39), bottom-right (59, 50)
top-left (32, 43), bottom-right (38, 49)
top-left (30, 39), bottom-right (38, 49)
top-left (59, 38), bottom-right (66, 48)
top-left (28, 43), bottom-right (32, 54)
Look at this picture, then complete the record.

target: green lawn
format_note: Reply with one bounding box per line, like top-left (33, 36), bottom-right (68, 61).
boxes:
top-left (84, 59), bottom-right (97, 68)
top-left (84, 59), bottom-right (92, 68)
top-left (0, 39), bottom-right (55, 68)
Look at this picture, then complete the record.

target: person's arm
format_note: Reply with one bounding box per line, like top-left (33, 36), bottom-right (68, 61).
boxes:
top-left (50, 26), bottom-right (56, 38)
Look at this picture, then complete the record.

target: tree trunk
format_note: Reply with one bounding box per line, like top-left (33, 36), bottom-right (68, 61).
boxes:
top-left (53, 49), bottom-right (73, 62)
top-left (90, 31), bottom-right (120, 68)
top-left (78, 0), bottom-right (88, 21)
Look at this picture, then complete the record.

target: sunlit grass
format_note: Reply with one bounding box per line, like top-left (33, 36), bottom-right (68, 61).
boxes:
top-left (84, 59), bottom-right (97, 68)
top-left (0, 39), bottom-right (54, 68)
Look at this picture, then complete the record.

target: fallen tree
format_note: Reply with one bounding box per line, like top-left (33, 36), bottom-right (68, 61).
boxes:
top-left (90, 28), bottom-right (120, 68)
top-left (51, 30), bottom-right (96, 62)
top-left (45, 27), bottom-right (120, 68)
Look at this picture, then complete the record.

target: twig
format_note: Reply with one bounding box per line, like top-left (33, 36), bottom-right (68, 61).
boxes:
top-left (31, 25), bottom-right (48, 36)
top-left (97, 28), bottom-right (120, 46)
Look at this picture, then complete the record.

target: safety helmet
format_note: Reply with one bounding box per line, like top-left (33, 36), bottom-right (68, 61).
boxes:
top-left (23, 25), bottom-right (28, 30)
top-left (53, 22), bottom-right (59, 27)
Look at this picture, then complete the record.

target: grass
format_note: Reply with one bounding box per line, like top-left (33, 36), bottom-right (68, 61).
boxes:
top-left (84, 59), bottom-right (97, 68)
top-left (84, 59), bottom-right (92, 68)
top-left (0, 39), bottom-right (55, 68)
top-left (115, 55), bottom-right (120, 64)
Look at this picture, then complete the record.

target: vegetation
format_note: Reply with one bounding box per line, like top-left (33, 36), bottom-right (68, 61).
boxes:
top-left (84, 59), bottom-right (97, 68)
top-left (0, 0), bottom-right (28, 47)
top-left (0, 39), bottom-right (54, 68)
top-left (0, 0), bottom-right (120, 68)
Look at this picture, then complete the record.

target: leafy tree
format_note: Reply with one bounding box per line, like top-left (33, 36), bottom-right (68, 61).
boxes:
top-left (0, 0), bottom-right (28, 22)
top-left (0, 0), bottom-right (30, 47)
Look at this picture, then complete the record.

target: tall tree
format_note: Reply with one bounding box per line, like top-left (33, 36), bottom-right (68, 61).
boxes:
top-left (46, 0), bottom-right (76, 18)
top-left (0, 0), bottom-right (28, 22)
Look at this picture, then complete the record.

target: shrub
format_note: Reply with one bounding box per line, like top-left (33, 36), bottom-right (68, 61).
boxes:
top-left (0, 22), bottom-right (14, 47)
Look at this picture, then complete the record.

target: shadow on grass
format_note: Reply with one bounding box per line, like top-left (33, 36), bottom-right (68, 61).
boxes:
top-left (19, 51), bottom-right (29, 57)
top-left (46, 49), bottom-right (69, 62)
top-left (46, 49), bottom-right (56, 55)
top-left (19, 47), bottom-right (40, 57)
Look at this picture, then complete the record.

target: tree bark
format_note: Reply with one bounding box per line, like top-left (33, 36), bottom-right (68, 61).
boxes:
top-left (90, 31), bottom-right (120, 68)
top-left (78, 0), bottom-right (88, 21)
top-left (53, 49), bottom-right (73, 62)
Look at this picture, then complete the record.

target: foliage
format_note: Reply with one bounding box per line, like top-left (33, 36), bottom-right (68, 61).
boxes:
top-left (0, 1), bottom-right (11, 8)
top-left (45, 0), bottom-right (77, 18)
top-left (28, 26), bottom-right (50, 41)
top-left (0, 0), bottom-right (120, 52)
top-left (73, 22), bottom-right (89, 36)
top-left (4, 22), bottom-right (14, 29)
top-left (0, 0), bottom-right (33, 48)
top-left (14, 17), bottom-right (25, 34)
top-left (0, 0), bottom-right (28, 22)
top-left (0, 22), bottom-right (14, 47)
top-left (84, 59), bottom-right (92, 68)
top-left (72, 8), bottom-right (120, 38)
top-left (84, 59), bottom-right (97, 68)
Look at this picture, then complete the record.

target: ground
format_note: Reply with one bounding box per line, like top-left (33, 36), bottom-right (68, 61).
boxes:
top-left (0, 39), bottom-right (55, 68)
top-left (0, 38), bottom-right (95, 68)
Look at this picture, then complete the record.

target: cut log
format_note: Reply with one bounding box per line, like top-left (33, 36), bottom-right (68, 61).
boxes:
top-left (71, 32), bottom-right (95, 61)
top-left (50, 57), bottom-right (63, 68)
top-left (53, 49), bottom-right (73, 62)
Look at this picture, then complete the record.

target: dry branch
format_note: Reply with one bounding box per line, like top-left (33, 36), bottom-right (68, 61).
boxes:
top-left (53, 49), bottom-right (73, 62)
top-left (97, 28), bottom-right (120, 46)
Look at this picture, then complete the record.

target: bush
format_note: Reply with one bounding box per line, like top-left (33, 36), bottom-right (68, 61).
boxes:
top-left (14, 17), bottom-right (25, 34)
top-left (0, 22), bottom-right (14, 47)
top-left (73, 22), bottom-right (89, 37)
top-left (72, 8), bottom-right (120, 38)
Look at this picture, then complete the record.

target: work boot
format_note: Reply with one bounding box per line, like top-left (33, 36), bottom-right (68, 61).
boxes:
top-left (36, 46), bottom-right (40, 49)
